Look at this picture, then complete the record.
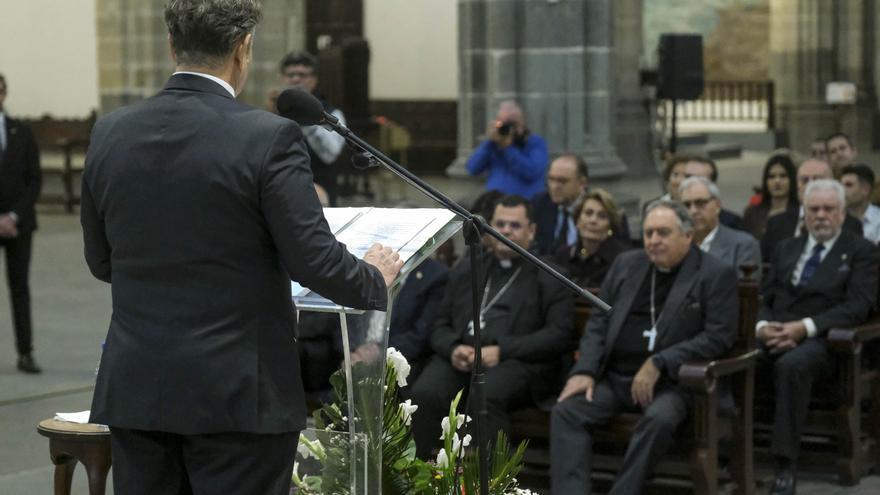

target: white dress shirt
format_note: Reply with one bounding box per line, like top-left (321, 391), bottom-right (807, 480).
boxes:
top-left (756, 231), bottom-right (841, 338)
top-left (698, 225), bottom-right (719, 252)
top-left (172, 71), bottom-right (235, 97)
top-left (861, 204), bottom-right (880, 244)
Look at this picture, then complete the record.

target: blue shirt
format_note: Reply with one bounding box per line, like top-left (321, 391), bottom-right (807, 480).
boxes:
top-left (465, 134), bottom-right (549, 198)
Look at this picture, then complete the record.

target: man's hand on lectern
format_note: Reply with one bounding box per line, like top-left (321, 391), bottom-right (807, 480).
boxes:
top-left (364, 243), bottom-right (404, 288)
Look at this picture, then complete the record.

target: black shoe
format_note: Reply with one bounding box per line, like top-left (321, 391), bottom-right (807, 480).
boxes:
top-left (17, 354), bottom-right (42, 374)
top-left (769, 467), bottom-right (796, 495)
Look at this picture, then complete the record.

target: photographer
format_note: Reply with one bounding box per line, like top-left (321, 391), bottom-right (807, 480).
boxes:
top-left (466, 100), bottom-right (549, 198)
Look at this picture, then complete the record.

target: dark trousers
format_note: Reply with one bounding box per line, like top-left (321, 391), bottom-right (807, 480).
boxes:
top-left (410, 355), bottom-right (532, 459)
top-left (550, 372), bottom-right (690, 495)
top-left (1, 231), bottom-right (33, 355)
top-left (757, 338), bottom-right (833, 462)
top-left (109, 427), bottom-right (299, 495)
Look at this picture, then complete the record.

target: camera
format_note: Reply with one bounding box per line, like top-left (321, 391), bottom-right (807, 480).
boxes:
top-left (497, 120), bottom-right (515, 136)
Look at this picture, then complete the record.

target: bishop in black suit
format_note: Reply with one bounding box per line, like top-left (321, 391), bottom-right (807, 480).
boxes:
top-left (551, 200), bottom-right (738, 495)
top-left (0, 73), bottom-right (42, 373)
top-left (80, 3), bottom-right (401, 494)
top-left (757, 179), bottom-right (878, 495)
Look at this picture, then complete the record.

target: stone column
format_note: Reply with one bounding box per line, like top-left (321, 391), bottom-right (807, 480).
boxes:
top-left (613, 0), bottom-right (653, 178)
top-left (451, 0), bottom-right (626, 179)
top-left (769, 0), bottom-right (877, 153)
top-left (96, 0), bottom-right (306, 113)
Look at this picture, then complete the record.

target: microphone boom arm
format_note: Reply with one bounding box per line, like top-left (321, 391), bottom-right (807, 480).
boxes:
top-left (319, 112), bottom-right (611, 314)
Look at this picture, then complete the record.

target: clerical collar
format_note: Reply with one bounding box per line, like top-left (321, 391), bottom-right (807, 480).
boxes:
top-left (653, 263), bottom-right (680, 274)
top-left (173, 71), bottom-right (236, 97)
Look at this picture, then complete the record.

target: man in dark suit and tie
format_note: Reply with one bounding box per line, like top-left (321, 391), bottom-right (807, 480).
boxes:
top-left (551, 199), bottom-right (739, 494)
top-left (533, 153), bottom-right (629, 255)
top-left (757, 179), bottom-right (878, 495)
top-left (0, 73), bottom-right (43, 374)
top-left (80, 2), bottom-right (402, 494)
top-left (761, 158), bottom-right (863, 259)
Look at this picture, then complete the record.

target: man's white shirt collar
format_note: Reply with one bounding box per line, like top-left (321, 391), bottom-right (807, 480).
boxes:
top-left (698, 224), bottom-right (719, 252)
top-left (173, 71), bottom-right (236, 98)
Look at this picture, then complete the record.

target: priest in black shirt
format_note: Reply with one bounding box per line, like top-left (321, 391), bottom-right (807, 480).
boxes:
top-left (550, 199), bottom-right (739, 495)
top-left (409, 195), bottom-right (575, 459)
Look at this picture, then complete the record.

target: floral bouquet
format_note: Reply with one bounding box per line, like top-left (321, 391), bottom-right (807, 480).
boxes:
top-left (291, 347), bottom-right (536, 495)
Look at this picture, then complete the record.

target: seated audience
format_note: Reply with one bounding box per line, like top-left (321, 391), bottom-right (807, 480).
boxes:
top-left (466, 101), bottom-right (549, 198)
top-left (534, 153), bottom-right (630, 255)
top-left (680, 176), bottom-right (761, 278)
top-left (550, 199), bottom-right (738, 494)
top-left (761, 158), bottom-right (863, 258)
top-left (410, 195), bottom-right (575, 458)
top-left (682, 155), bottom-right (744, 230)
top-left (551, 188), bottom-right (631, 288)
top-left (826, 132), bottom-right (857, 178)
top-left (757, 179), bottom-right (878, 495)
top-left (742, 154), bottom-right (798, 240)
top-left (841, 163), bottom-right (880, 244)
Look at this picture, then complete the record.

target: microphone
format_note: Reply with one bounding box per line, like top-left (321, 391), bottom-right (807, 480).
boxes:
top-left (275, 87), bottom-right (338, 126)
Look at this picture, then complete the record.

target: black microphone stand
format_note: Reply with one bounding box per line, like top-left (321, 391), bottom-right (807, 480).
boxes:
top-left (320, 114), bottom-right (611, 494)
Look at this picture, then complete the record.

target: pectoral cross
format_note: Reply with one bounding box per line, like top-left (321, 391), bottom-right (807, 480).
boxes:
top-left (467, 314), bottom-right (486, 336)
top-left (643, 326), bottom-right (657, 352)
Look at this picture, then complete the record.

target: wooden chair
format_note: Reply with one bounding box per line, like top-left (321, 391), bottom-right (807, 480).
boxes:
top-left (510, 277), bottom-right (760, 494)
top-left (37, 418), bottom-right (112, 495)
top-left (753, 263), bottom-right (880, 485)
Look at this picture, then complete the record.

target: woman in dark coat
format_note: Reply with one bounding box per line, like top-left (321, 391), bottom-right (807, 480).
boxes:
top-left (742, 153), bottom-right (798, 240)
top-left (552, 188), bottom-right (631, 289)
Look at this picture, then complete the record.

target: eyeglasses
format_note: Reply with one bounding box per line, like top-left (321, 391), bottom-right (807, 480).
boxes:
top-left (492, 220), bottom-right (524, 230)
top-left (682, 197), bottom-right (713, 209)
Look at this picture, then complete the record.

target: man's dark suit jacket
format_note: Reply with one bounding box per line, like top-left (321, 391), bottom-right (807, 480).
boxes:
top-left (572, 247), bottom-right (739, 380)
top-left (759, 230), bottom-right (878, 334)
top-left (0, 116), bottom-right (41, 232)
top-left (81, 74), bottom-right (387, 435)
top-left (760, 206), bottom-right (863, 259)
top-left (388, 258), bottom-right (448, 368)
top-left (430, 253), bottom-right (575, 396)
top-left (533, 191), bottom-right (631, 256)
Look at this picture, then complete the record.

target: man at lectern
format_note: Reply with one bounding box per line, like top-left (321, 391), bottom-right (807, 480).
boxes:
top-left (79, 2), bottom-right (402, 494)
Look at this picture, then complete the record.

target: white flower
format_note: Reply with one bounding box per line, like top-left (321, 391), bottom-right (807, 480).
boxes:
top-left (440, 416), bottom-right (451, 439)
top-left (297, 440), bottom-right (312, 459)
top-left (456, 414), bottom-right (472, 429)
top-left (386, 347), bottom-right (411, 387)
top-left (462, 433), bottom-right (472, 447)
top-left (435, 448), bottom-right (449, 468)
top-left (452, 433), bottom-right (461, 452)
top-left (399, 399), bottom-right (418, 426)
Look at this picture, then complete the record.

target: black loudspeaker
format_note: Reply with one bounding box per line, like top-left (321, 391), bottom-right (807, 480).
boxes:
top-left (657, 34), bottom-right (704, 100)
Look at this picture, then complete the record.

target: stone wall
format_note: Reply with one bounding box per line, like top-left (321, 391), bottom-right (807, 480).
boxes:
top-left (95, 0), bottom-right (306, 113)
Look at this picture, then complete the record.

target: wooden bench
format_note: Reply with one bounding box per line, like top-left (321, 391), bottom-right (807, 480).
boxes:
top-left (510, 277), bottom-right (760, 494)
top-left (25, 111), bottom-right (96, 213)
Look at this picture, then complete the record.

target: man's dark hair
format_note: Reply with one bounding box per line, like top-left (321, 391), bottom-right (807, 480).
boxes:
top-left (555, 153), bottom-right (589, 179)
top-left (0, 73), bottom-right (6, 90)
top-left (841, 163), bottom-right (876, 190)
top-left (164, 0), bottom-right (262, 68)
top-left (279, 50), bottom-right (319, 74)
top-left (493, 195), bottom-right (535, 224)
top-left (826, 132), bottom-right (853, 147)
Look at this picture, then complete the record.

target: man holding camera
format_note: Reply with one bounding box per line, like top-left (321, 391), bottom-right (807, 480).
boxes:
top-left (466, 100), bottom-right (549, 198)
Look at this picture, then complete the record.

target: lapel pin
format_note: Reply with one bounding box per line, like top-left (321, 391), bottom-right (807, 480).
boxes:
top-left (841, 254), bottom-right (847, 261)
top-left (415, 271), bottom-right (423, 280)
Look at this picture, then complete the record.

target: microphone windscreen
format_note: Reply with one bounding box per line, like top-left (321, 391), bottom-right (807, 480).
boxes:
top-left (276, 87), bottom-right (324, 125)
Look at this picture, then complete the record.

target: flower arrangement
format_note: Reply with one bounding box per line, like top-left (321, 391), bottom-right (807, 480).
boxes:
top-left (291, 347), bottom-right (536, 495)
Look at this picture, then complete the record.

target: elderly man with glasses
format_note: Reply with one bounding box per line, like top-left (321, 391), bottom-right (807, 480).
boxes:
top-left (679, 176), bottom-right (761, 279)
